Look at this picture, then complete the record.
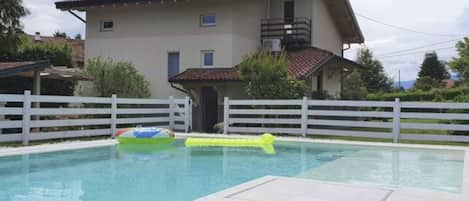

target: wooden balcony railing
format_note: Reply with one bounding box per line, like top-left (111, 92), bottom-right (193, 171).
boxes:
top-left (261, 17), bottom-right (312, 48)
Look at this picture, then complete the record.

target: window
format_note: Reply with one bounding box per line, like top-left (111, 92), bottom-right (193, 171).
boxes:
top-left (200, 15), bottom-right (216, 27)
top-left (100, 20), bottom-right (114, 32)
top-left (201, 50), bottom-right (214, 67)
top-left (168, 52), bottom-right (180, 79)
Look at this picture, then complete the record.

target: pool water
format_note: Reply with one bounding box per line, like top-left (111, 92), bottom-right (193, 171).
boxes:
top-left (0, 140), bottom-right (465, 201)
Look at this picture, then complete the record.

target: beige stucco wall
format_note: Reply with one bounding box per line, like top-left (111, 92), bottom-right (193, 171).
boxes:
top-left (312, 0), bottom-right (343, 56)
top-left (85, 0), bottom-right (266, 98)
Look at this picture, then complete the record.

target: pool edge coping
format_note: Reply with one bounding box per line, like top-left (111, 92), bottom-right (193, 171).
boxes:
top-left (0, 139), bottom-right (117, 157)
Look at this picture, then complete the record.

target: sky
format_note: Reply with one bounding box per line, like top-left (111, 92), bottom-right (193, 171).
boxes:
top-left (20, 0), bottom-right (469, 82)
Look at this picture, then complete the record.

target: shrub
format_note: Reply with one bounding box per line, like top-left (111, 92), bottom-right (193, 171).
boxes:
top-left (85, 57), bottom-right (151, 98)
top-left (238, 51), bottom-right (308, 99)
top-left (367, 87), bottom-right (469, 102)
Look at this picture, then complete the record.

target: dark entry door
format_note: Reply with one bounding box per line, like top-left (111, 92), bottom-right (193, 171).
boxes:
top-left (284, 0), bottom-right (295, 23)
top-left (201, 87), bottom-right (218, 133)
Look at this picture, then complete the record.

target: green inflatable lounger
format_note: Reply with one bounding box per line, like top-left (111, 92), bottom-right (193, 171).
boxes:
top-left (185, 133), bottom-right (276, 154)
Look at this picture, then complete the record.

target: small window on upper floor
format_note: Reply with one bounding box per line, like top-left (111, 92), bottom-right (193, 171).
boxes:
top-left (200, 15), bottom-right (216, 27)
top-left (100, 20), bottom-right (114, 32)
top-left (201, 50), bottom-right (214, 67)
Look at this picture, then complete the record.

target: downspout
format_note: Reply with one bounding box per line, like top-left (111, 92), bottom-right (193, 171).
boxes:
top-left (170, 82), bottom-right (190, 95)
top-left (341, 43), bottom-right (352, 96)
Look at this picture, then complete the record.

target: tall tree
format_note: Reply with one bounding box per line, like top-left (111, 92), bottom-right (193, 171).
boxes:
top-left (450, 37), bottom-right (469, 84)
top-left (0, 0), bottom-right (29, 56)
top-left (356, 48), bottom-right (393, 93)
top-left (418, 51), bottom-right (448, 82)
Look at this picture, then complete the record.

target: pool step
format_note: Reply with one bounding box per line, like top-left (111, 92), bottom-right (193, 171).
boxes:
top-left (197, 176), bottom-right (466, 201)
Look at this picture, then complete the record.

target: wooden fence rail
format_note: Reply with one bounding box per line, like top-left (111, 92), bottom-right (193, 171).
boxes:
top-left (224, 97), bottom-right (469, 143)
top-left (0, 91), bottom-right (192, 145)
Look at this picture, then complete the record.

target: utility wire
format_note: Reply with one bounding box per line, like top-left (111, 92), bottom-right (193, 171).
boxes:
top-left (356, 13), bottom-right (466, 37)
top-left (378, 46), bottom-right (455, 58)
top-left (376, 38), bottom-right (462, 56)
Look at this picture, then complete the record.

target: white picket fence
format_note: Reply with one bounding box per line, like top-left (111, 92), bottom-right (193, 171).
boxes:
top-left (0, 91), bottom-right (192, 145)
top-left (223, 97), bottom-right (469, 143)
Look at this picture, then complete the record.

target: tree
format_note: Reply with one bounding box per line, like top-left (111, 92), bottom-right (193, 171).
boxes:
top-left (356, 48), bottom-right (393, 93)
top-left (417, 51), bottom-right (449, 82)
top-left (340, 70), bottom-right (368, 100)
top-left (53, 31), bottom-right (68, 38)
top-left (414, 76), bottom-right (442, 91)
top-left (85, 57), bottom-right (151, 98)
top-left (74, 34), bottom-right (82, 40)
top-left (0, 0), bottom-right (29, 56)
top-left (16, 35), bottom-right (73, 66)
top-left (238, 51), bottom-right (308, 99)
top-left (450, 37), bottom-right (469, 84)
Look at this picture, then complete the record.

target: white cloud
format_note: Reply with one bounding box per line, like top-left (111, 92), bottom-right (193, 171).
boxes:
top-left (345, 0), bottom-right (469, 81)
top-left (21, 0), bottom-right (85, 38)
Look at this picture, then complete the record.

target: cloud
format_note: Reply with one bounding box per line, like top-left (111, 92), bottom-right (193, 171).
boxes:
top-left (21, 0), bottom-right (85, 38)
top-left (346, 0), bottom-right (469, 81)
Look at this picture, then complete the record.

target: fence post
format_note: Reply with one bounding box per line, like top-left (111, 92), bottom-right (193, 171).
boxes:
top-left (22, 90), bottom-right (31, 145)
top-left (301, 96), bottom-right (308, 137)
top-left (169, 96), bottom-right (175, 130)
top-left (223, 97), bottom-right (229, 134)
top-left (111, 94), bottom-right (117, 138)
top-left (184, 96), bottom-right (190, 133)
top-left (392, 98), bottom-right (401, 143)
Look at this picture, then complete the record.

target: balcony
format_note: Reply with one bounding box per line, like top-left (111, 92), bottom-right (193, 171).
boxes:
top-left (261, 18), bottom-right (312, 49)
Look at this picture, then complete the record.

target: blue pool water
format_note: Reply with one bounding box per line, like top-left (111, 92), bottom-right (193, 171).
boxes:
top-left (0, 140), bottom-right (465, 201)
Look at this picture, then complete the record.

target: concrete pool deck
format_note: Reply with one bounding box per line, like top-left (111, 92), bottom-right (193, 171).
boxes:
top-left (0, 133), bottom-right (468, 201)
top-left (197, 176), bottom-right (468, 201)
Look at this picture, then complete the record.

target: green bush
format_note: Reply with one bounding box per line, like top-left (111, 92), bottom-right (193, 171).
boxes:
top-left (367, 87), bottom-right (469, 102)
top-left (85, 57), bottom-right (151, 98)
top-left (238, 51), bottom-right (308, 99)
top-left (1, 36), bottom-right (73, 67)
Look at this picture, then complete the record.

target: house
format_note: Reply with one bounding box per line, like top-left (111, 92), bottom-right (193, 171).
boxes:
top-left (55, 0), bottom-right (364, 132)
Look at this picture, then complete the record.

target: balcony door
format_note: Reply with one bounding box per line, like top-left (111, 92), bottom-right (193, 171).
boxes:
top-left (284, 0), bottom-right (294, 23)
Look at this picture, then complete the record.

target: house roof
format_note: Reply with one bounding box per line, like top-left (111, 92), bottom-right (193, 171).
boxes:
top-left (169, 68), bottom-right (240, 82)
top-left (170, 47), bottom-right (361, 82)
top-left (0, 61), bottom-right (51, 78)
top-left (26, 34), bottom-right (85, 65)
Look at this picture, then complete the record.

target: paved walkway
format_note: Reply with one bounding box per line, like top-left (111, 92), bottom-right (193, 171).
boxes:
top-left (197, 176), bottom-right (468, 201)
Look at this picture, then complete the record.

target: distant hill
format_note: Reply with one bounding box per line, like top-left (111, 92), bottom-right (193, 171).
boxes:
top-left (399, 80), bottom-right (415, 90)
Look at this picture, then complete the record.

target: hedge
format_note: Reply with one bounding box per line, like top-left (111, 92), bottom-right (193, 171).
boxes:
top-left (367, 87), bottom-right (469, 102)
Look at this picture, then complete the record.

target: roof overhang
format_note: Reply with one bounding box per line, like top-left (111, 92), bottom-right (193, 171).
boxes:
top-left (0, 61), bottom-right (51, 78)
top-left (55, 0), bottom-right (153, 11)
top-left (324, 0), bottom-right (364, 44)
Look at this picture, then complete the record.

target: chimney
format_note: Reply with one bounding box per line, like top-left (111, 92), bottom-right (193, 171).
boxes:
top-left (34, 32), bottom-right (41, 42)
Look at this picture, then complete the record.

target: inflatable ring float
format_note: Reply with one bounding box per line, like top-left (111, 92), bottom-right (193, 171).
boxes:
top-left (116, 127), bottom-right (175, 144)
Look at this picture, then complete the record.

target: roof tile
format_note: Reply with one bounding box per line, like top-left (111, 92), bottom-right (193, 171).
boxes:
top-left (170, 47), bottom-right (333, 82)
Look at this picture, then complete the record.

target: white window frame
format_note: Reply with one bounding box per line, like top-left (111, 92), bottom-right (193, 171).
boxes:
top-left (200, 14), bottom-right (217, 27)
top-left (100, 20), bottom-right (114, 32)
top-left (201, 50), bottom-right (215, 67)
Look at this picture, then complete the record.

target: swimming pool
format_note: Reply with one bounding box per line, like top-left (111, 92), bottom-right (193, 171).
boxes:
top-left (0, 140), bottom-right (465, 201)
